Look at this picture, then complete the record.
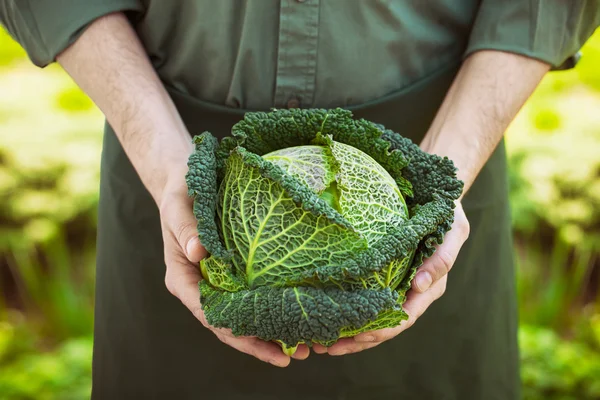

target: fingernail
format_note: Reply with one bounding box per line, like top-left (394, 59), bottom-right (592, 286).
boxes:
top-left (186, 238), bottom-right (196, 258)
top-left (355, 335), bottom-right (375, 343)
top-left (415, 271), bottom-right (433, 292)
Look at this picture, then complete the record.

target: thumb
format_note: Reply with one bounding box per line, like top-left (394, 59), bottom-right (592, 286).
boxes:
top-left (184, 235), bottom-right (204, 263)
top-left (412, 203), bottom-right (469, 293)
top-left (161, 192), bottom-right (206, 264)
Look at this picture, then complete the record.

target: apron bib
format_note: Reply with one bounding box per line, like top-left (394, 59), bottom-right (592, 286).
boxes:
top-left (91, 61), bottom-right (520, 400)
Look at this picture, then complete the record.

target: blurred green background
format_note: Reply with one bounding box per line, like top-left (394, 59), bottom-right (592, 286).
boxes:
top-left (1, 27), bottom-right (599, 399)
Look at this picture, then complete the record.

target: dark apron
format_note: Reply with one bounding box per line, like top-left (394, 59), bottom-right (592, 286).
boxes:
top-left (91, 60), bottom-right (520, 400)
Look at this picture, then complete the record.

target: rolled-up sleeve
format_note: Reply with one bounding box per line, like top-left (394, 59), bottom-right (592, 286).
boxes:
top-left (0, 0), bottom-right (143, 67)
top-left (465, 1), bottom-right (600, 69)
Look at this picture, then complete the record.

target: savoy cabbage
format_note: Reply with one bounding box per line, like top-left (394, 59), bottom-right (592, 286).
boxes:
top-left (185, 108), bottom-right (463, 355)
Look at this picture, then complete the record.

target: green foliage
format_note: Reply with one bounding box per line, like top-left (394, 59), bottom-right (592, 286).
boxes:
top-left (516, 238), bottom-right (598, 332)
top-left (0, 31), bottom-right (100, 350)
top-left (0, 336), bottom-right (92, 400)
top-left (574, 306), bottom-right (600, 354)
top-left (510, 40), bottom-right (600, 260)
top-left (0, 51), bottom-right (104, 253)
top-left (0, 28), bottom-right (26, 67)
top-left (533, 108), bottom-right (561, 131)
top-left (0, 318), bottom-right (37, 366)
top-left (576, 33), bottom-right (600, 92)
top-left (520, 325), bottom-right (600, 400)
top-left (55, 88), bottom-right (95, 112)
top-left (3, 233), bottom-right (96, 342)
top-left (507, 115), bottom-right (600, 248)
top-left (506, 31), bottom-right (600, 334)
top-left (186, 108), bottom-right (462, 350)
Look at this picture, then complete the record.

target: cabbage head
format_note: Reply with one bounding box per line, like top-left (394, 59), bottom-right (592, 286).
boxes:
top-left (185, 108), bottom-right (463, 355)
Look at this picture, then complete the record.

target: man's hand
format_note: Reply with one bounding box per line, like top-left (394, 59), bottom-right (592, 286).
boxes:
top-left (159, 168), bottom-right (310, 367)
top-left (55, 12), bottom-right (310, 367)
top-left (313, 202), bottom-right (469, 356)
top-left (314, 50), bottom-right (549, 356)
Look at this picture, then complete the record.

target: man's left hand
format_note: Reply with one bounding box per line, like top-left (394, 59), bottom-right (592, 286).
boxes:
top-left (313, 201), bottom-right (469, 356)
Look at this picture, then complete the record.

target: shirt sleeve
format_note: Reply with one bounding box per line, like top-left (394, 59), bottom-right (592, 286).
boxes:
top-left (0, 0), bottom-right (144, 67)
top-left (465, 1), bottom-right (600, 69)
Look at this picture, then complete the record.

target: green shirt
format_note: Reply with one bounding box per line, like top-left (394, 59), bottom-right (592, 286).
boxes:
top-left (2, 1), bottom-right (599, 110)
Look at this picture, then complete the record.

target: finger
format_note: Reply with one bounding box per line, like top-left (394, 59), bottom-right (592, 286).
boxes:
top-left (352, 323), bottom-right (410, 345)
top-left (164, 262), bottom-right (239, 337)
top-left (412, 209), bottom-right (469, 293)
top-left (311, 343), bottom-right (328, 354)
top-left (163, 254), bottom-right (213, 327)
top-left (326, 338), bottom-right (381, 356)
top-left (164, 256), bottom-right (292, 365)
top-left (217, 333), bottom-right (291, 367)
top-left (161, 191), bottom-right (207, 263)
top-left (291, 344), bottom-right (310, 360)
top-left (185, 236), bottom-right (206, 263)
top-left (354, 276), bottom-right (448, 343)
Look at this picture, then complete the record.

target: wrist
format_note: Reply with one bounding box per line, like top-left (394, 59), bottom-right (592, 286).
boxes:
top-left (418, 50), bottom-right (549, 201)
top-left (135, 133), bottom-right (194, 207)
top-left (151, 157), bottom-right (193, 210)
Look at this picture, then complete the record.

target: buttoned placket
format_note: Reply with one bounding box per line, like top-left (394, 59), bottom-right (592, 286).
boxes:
top-left (274, 0), bottom-right (320, 109)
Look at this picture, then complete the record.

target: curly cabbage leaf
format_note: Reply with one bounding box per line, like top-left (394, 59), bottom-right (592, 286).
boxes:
top-left (199, 281), bottom-right (400, 348)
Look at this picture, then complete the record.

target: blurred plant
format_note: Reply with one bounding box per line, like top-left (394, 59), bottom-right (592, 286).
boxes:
top-left (506, 31), bottom-right (600, 334)
top-left (0, 315), bottom-right (37, 366)
top-left (520, 325), bottom-right (600, 400)
top-left (0, 69), bottom-right (104, 253)
top-left (56, 88), bottom-right (96, 112)
top-left (573, 304), bottom-right (600, 353)
top-left (0, 335), bottom-right (92, 400)
top-left (2, 231), bottom-right (96, 342)
top-left (0, 25), bottom-right (102, 345)
top-left (514, 237), bottom-right (598, 331)
top-left (0, 29), bottom-right (26, 67)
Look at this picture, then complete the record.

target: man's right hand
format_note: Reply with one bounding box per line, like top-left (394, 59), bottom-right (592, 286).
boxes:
top-left (54, 12), bottom-right (308, 367)
top-left (159, 169), bottom-right (310, 367)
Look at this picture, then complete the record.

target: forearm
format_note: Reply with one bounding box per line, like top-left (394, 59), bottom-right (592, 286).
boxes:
top-left (55, 12), bottom-right (192, 205)
top-left (421, 50), bottom-right (551, 200)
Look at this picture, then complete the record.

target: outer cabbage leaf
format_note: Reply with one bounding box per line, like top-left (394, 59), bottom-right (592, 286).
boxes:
top-left (199, 280), bottom-right (400, 348)
top-left (379, 129), bottom-right (463, 272)
top-left (200, 256), bottom-right (247, 292)
top-left (216, 108), bottom-right (413, 196)
top-left (185, 132), bottom-right (231, 260)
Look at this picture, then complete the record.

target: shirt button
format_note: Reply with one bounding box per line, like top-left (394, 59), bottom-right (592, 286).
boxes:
top-left (287, 97), bottom-right (300, 109)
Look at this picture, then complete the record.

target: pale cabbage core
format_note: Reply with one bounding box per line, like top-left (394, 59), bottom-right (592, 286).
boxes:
top-left (263, 140), bottom-right (409, 246)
